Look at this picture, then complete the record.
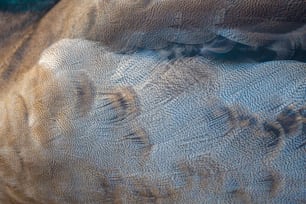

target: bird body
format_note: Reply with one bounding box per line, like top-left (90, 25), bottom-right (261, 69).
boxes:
top-left (0, 39), bottom-right (305, 203)
top-left (0, 0), bottom-right (305, 203)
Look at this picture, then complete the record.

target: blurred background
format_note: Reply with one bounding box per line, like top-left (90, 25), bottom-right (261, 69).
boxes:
top-left (0, 0), bottom-right (58, 12)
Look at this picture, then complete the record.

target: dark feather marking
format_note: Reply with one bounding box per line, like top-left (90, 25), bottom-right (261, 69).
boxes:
top-left (263, 122), bottom-right (281, 148)
top-left (276, 107), bottom-right (299, 134)
top-left (73, 73), bottom-right (96, 116)
top-left (259, 172), bottom-right (280, 196)
top-left (101, 87), bottom-right (139, 123)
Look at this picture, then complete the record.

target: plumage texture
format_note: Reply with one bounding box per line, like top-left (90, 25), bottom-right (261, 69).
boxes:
top-left (95, 0), bottom-right (306, 58)
top-left (0, 0), bottom-right (306, 203)
top-left (0, 39), bottom-right (305, 203)
top-left (0, 0), bottom-right (305, 87)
